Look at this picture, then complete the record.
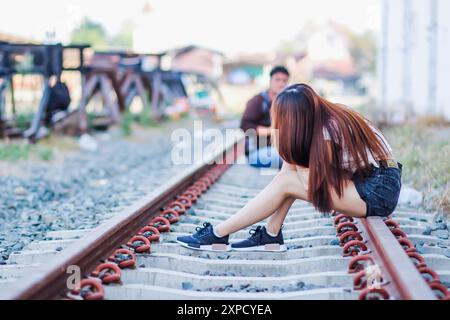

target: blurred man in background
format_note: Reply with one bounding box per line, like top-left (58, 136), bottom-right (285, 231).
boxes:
top-left (240, 66), bottom-right (290, 168)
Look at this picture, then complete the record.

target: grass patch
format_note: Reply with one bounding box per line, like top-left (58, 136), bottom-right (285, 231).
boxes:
top-left (136, 110), bottom-right (159, 128)
top-left (35, 146), bottom-right (54, 161)
top-left (0, 142), bottom-right (54, 162)
top-left (383, 122), bottom-right (450, 215)
top-left (14, 113), bottom-right (35, 131)
top-left (0, 144), bottom-right (31, 161)
top-left (121, 111), bottom-right (134, 137)
top-left (121, 110), bottom-right (161, 137)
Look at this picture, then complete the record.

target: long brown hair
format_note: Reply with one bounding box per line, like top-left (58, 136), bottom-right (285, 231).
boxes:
top-left (271, 83), bottom-right (391, 213)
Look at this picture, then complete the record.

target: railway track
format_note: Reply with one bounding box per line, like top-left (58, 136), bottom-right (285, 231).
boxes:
top-left (1, 136), bottom-right (449, 300)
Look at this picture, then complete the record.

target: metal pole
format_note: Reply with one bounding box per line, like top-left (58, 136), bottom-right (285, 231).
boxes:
top-left (9, 75), bottom-right (16, 115)
top-left (23, 77), bottom-right (50, 141)
top-left (0, 78), bottom-right (5, 138)
top-left (151, 70), bottom-right (162, 120)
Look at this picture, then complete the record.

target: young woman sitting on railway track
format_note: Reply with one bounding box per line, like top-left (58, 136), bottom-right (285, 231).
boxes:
top-left (177, 83), bottom-right (402, 252)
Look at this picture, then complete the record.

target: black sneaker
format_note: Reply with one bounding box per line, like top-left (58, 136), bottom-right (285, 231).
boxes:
top-left (176, 222), bottom-right (230, 251)
top-left (231, 225), bottom-right (287, 252)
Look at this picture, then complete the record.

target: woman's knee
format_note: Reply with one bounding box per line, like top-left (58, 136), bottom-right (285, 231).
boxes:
top-left (273, 170), bottom-right (307, 199)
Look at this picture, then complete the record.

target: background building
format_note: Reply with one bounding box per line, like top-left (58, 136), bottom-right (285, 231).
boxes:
top-left (163, 45), bottom-right (224, 80)
top-left (378, 0), bottom-right (450, 121)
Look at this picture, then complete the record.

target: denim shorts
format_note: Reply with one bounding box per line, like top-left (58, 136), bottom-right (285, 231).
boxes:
top-left (352, 162), bottom-right (403, 218)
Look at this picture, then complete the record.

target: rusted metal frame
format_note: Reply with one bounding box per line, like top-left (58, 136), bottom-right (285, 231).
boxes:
top-left (77, 72), bottom-right (95, 133)
top-left (99, 75), bottom-right (120, 123)
top-left (3, 135), bottom-right (244, 300)
top-left (0, 77), bottom-right (6, 138)
top-left (23, 77), bottom-right (51, 141)
top-left (120, 73), bottom-right (149, 111)
top-left (0, 118), bottom-right (4, 138)
top-left (357, 217), bottom-right (436, 300)
top-left (150, 71), bottom-right (162, 120)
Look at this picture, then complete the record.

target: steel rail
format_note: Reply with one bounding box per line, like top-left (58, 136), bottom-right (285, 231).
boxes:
top-left (357, 217), bottom-right (437, 300)
top-left (1, 134), bottom-right (244, 300)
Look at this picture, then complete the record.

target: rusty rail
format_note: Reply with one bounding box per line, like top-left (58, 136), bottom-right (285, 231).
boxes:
top-left (358, 217), bottom-right (437, 300)
top-left (1, 135), bottom-right (244, 300)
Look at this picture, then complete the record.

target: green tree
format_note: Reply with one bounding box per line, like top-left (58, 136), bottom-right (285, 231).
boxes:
top-left (70, 18), bottom-right (108, 50)
top-left (345, 30), bottom-right (377, 75)
top-left (109, 20), bottom-right (135, 49)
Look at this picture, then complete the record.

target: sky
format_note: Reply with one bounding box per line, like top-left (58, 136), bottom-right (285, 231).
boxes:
top-left (0, 0), bottom-right (380, 54)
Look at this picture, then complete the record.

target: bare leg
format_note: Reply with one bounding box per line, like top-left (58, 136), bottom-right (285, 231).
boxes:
top-left (266, 197), bottom-right (295, 235)
top-left (214, 170), bottom-right (297, 237)
top-left (265, 163), bottom-right (298, 235)
top-left (214, 166), bottom-right (367, 237)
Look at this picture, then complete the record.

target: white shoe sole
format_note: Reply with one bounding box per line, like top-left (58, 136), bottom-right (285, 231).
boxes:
top-left (231, 244), bottom-right (288, 252)
top-left (176, 240), bottom-right (231, 252)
